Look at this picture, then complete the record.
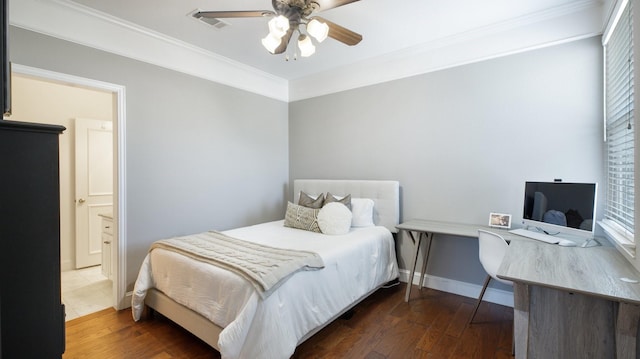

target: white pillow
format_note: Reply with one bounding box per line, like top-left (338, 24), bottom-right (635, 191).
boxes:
top-left (317, 202), bottom-right (353, 235)
top-left (351, 198), bottom-right (375, 227)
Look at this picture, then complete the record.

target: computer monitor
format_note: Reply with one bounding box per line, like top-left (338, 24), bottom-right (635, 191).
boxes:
top-left (521, 181), bottom-right (597, 239)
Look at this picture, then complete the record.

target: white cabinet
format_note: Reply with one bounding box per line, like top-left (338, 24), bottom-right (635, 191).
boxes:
top-left (99, 214), bottom-right (113, 280)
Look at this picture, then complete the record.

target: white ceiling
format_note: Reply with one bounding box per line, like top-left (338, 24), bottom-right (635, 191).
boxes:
top-left (10, 0), bottom-right (613, 100)
top-left (65, 0), bottom-right (611, 79)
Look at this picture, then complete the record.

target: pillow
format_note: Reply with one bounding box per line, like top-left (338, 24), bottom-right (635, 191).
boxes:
top-left (284, 202), bottom-right (321, 233)
top-left (324, 192), bottom-right (352, 210)
top-left (351, 198), bottom-right (375, 227)
top-left (298, 191), bottom-right (324, 209)
top-left (318, 202), bottom-right (353, 235)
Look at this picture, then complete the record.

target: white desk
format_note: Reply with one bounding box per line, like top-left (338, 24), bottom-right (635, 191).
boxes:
top-left (498, 237), bottom-right (640, 358)
top-left (396, 219), bottom-right (517, 302)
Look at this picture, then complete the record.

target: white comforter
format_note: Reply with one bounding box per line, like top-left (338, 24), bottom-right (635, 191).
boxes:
top-left (132, 220), bottom-right (398, 359)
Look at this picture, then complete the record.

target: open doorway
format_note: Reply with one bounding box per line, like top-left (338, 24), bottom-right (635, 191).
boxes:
top-left (9, 64), bottom-right (127, 316)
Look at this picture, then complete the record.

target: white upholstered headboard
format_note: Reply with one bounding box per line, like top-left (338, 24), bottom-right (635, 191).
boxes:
top-left (293, 179), bottom-right (400, 233)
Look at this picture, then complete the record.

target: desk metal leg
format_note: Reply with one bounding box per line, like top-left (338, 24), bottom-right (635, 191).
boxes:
top-left (417, 232), bottom-right (433, 291)
top-left (404, 230), bottom-right (423, 302)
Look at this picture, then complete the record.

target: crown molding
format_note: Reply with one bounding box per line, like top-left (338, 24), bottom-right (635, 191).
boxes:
top-left (10, 0), bottom-right (289, 101)
top-left (10, 0), bottom-right (608, 102)
top-left (289, 0), bottom-right (608, 101)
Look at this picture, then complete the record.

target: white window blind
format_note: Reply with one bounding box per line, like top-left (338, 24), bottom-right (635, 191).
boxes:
top-left (604, 0), bottom-right (635, 245)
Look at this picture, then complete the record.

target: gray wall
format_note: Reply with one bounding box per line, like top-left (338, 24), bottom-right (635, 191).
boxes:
top-left (289, 37), bottom-right (605, 289)
top-left (10, 27), bottom-right (289, 289)
top-left (10, 25), bottom-right (604, 296)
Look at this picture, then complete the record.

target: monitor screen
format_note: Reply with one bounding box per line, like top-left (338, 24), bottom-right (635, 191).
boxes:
top-left (522, 181), bottom-right (597, 238)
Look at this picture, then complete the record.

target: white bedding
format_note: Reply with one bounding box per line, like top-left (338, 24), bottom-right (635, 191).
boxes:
top-left (132, 220), bottom-right (398, 359)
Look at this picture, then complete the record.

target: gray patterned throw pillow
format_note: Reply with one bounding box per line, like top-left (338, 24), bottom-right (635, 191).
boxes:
top-left (284, 202), bottom-right (321, 233)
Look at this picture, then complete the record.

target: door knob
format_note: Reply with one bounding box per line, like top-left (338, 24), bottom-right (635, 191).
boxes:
top-left (78, 198), bottom-right (86, 204)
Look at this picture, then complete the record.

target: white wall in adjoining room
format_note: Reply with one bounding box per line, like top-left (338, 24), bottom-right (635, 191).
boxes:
top-left (10, 74), bottom-right (114, 271)
top-left (289, 36), bottom-right (605, 298)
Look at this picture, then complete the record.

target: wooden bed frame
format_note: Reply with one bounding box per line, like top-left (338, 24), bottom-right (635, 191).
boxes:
top-left (143, 179), bottom-right (400, 352)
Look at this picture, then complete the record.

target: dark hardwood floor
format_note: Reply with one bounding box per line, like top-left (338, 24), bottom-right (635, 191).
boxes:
top-left (63, 283), bottom-right (513, 358)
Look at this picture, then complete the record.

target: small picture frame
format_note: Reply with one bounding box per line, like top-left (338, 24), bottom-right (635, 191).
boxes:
top-left (489, 212), bottom-right (512, 229)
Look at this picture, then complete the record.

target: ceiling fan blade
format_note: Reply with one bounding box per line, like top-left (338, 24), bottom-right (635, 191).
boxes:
top-left (312, 0), bottom-right (360, 12)
top-left (272, 27), bottom-right (295, 54)
top-left (194, 10), bottom-right (274, 19)
top-left (313, 16), bottom-right (362, 46)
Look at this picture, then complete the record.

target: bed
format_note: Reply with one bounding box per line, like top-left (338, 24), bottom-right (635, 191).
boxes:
top-left (132, 179), bottom-right (400, 358)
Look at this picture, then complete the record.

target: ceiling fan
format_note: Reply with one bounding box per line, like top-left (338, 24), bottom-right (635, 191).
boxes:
top-left (194, 0), bottom-right (363, 58)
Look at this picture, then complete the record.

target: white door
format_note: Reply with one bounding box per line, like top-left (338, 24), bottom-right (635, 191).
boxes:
top-left (75, 118), bottom-right (113, 269)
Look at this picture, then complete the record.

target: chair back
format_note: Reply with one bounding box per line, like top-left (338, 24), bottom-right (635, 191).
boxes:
top-left (477, 229), bottom-right (512, 286)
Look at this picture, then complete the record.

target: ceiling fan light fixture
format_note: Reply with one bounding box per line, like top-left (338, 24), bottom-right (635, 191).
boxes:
top-left (198, 1), bottom-right (362, 60)
top-left (298, 34), bottom-right (315, 57)
top-left (262, 33), bottom-right (282, 53)
top-left (268, 15), bottom-right (290, 39)
top-left (307, 18), bottom-right (329, 43)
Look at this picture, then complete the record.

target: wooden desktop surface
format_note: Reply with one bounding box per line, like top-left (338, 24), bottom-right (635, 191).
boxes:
top-left (498, 238), bottom-right (640, 304)
top-left (396, 218), bottom-right (517, 240)
top-left (399, 218), bottom-right (640, 303)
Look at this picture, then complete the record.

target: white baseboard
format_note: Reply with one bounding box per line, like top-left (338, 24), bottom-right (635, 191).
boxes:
top-left (60, 259), bottom-right (73, 272)
top-left (398, 269), bottom-right (514, 308)
top-left (119, 291), bottom-right (133, 310)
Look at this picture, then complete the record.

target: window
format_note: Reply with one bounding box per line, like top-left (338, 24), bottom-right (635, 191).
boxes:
top-left (602, 0), bottom-right (635, 253)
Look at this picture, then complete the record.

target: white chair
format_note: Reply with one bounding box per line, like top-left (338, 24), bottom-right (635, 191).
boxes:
top-left (469, 229), bottom-right (512, 323)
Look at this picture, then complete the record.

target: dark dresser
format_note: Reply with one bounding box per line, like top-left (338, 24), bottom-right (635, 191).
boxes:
top-left (0, 120), bottom-right (66, 358)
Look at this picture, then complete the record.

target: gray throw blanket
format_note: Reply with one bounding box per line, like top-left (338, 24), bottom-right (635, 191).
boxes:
top-left (151, 231), bottom-right (324, 298)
